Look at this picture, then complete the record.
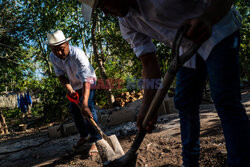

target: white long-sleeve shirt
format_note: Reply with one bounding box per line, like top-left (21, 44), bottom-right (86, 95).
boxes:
top-left (119, 0), bottom-right (242, 68)
top-left (50, 45), bottom-right (96, 90)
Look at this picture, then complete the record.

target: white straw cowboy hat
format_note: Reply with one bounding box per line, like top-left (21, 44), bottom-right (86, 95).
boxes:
top-left (79, 0), bottom-right (99, 21)
top-left (46, 30), bottom-right (71, 46)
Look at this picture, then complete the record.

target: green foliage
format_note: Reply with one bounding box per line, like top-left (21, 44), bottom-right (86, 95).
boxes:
top-left (0, 0), bottom-right (36, 92)
top-left (235, 1), bottom-right (250, 83)
top-left (3, 109), bottom-right (20, 119)
top-left (34, 76), bottom-right (69, 122)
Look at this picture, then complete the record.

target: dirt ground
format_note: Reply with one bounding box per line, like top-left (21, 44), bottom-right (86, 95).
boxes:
top-left (0, 90), bottom-right (249, 167)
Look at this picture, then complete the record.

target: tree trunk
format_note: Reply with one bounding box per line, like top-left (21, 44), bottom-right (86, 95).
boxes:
top-left (91, 13), bottom-right (115, 108)
top-left (38, 37), bottom-right (52, 76)
top-left (76, 9), bottom-right (87, 56)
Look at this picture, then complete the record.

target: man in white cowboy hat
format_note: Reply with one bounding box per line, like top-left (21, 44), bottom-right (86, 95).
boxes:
top-left (79, 0), bottom-right (250, 166)
top-left (47, 30), bottom-right (100, 157)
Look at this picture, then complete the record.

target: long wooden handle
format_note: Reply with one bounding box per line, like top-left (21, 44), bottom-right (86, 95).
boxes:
top-left (142, 24), bottom-right (200, 128)
top-left (73, 102), bottom-right (105, 138)
top-left (142, 71), bottom-right (175, 128)
top-left (87, 116), bottom-right (105, 137)
top-left (74, 103), bottom-right (117, 151)
top-left (87, 112), bottom-right (115, 151)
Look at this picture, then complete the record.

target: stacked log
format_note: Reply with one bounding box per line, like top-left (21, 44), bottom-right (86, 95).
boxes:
top-left (115, 90), bottom-right (143, 107)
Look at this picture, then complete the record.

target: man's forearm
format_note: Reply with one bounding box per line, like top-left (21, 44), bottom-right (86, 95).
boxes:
top-left (58, 75), bottom-right (74, 93)
top-left (202, 0), bottom-right (233, 25)
top-left (139, 53), bottom-right (161, 110)
top-left (82, 82), bottom-right (91, 107)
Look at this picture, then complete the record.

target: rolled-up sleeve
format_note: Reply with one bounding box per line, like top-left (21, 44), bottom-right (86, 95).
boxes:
top-left (75, 51), bottom-right (96, 84)
top-left (49, 53), bottom-right (65, 77)
top-left (119, 19), bottom-right (156, 57)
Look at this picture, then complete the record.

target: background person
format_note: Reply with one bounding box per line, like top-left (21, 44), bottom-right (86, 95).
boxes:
top-left (46, 30), bottom-right (100, 157)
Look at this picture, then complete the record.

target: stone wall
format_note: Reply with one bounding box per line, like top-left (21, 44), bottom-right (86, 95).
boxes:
top-left (0, 92), bottom-right (39, 110)
top-left (98, 95), bottom-right (178, 128)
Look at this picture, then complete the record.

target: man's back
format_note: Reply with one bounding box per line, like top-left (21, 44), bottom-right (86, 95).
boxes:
top-left (119, 0), bottom-right (241, 68)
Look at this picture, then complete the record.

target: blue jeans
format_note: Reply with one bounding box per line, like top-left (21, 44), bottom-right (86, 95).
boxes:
top-left (174, 31), bottom-right (250, 167)
top-left (69, 88), bottom-right (100, 142)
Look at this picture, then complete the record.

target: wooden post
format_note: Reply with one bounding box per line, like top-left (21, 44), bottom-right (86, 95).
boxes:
top-left (0, 120), bottom-right (4, 135)
top-left (0, 111), bottom-right (8, 134)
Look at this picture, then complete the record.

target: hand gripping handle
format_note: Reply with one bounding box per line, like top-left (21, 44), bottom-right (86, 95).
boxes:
top-left (66, 92), bottom-right (106, 139)
top-left (66, 92), bottom-right (80, 105)
top-left (168, 24), bottom-right (200, 75)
